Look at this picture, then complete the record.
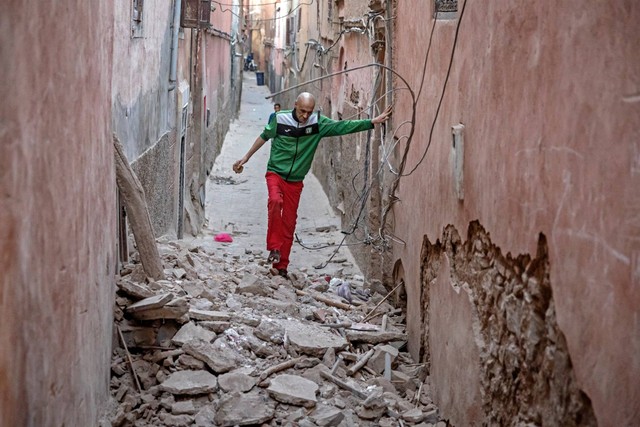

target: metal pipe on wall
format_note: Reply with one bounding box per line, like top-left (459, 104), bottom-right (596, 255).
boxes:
top-left (169, 0), bottom-right (182, 90)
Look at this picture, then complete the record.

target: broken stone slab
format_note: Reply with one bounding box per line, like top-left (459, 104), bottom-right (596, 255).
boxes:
top-left (182, 281), bottom-right (205, 298)
top-left (278, 320), bottom-right (348, 357)
top-left (267, 374), bottom-right (318, 408)
top-left (182, 338), bottom-right (239, 374)
top-left (243, 331), bottom-right (274, 358)
top-left (171, 400), bottom-right (198, 415)
top-left (188, 308), bottom-right (231, 322)
top-left (190, 297), bottom-right (214, 311)
top-left (345, 330), bottom-right (408, 345)
top-left (117, 279), bottom-right (155, 300)
top-left (176, 354), bottom-right (205, 370)
top-left (391, 369), bottom-right (416, 394)
top-left (199, 320), bottom-right (231, 334)
top-left (266, 297), bottom-right (299, 314)
top-left (214, 392), bottom-right (276, 426)
top-left (254, 319), bottom-right (285, 344)
top-left (400, 407), bottom-right (426, 423)
top-left (172, 322), bottom-right (217, 346)
top-left (309, 403), bottom-right (345, 426)
top-left (218, 370), bottom-right (257, 393)
top-left (126, 293), bottom-right (173, 313)
top-left (193, 405), bottom-right (216, 427)
top-left (272, 285), bottom-right (298, 302)
top-left (236, 273), bottom-right (271, 296)
top-left (172, 268), bottom-right (187, 279)
top-left (157, 413), bottom-right (194, 426)
top-left (159, 370), bottom-right (217, 395)
top-left (367, 345), bottom-right (399, 374)
top-left (232, 313), bottom-right (261, 327)
top-left (129, 296), bottom-right (189, 320)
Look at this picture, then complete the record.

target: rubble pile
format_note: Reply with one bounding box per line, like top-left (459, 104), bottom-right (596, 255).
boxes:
top-left (106, 240), bottom-right (448, 427)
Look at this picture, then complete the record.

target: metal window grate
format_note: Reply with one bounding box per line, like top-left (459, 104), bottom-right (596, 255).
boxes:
top-left (435, 0), bottom-right (458, 13)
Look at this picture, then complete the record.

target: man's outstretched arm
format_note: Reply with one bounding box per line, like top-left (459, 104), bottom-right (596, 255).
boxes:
top-left (233, 136), bottom-right (267, 173)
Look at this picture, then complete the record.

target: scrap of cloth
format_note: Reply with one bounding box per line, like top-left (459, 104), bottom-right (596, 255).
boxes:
top-left (214, 233), bottom-right (233, 243)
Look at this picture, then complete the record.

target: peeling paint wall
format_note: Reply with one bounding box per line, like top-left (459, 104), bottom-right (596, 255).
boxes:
top-left (1, 1), bottom-right (116, 425)
top-left (392, 0), bottom-right (640, 425)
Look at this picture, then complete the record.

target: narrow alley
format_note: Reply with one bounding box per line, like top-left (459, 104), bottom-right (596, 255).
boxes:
top-left (105, 71), bottom-right (441, 426)
top-left (2, 1), bottom-right (639, 427)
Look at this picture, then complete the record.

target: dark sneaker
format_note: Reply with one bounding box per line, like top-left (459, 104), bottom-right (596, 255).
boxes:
top-left (277, 269), bottom-right (288, 278)
top-left (267, 250), bottom-right (281, 264)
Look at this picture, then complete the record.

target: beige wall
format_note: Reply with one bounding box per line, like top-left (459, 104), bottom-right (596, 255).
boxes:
top-left (392, 1), bottom-right (640, 425)
top-left (1, 1), bottom-right (116, 425)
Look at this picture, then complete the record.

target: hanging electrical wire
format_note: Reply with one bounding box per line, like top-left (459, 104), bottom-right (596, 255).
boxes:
top-left (260, 2), bottom-right (469, 263)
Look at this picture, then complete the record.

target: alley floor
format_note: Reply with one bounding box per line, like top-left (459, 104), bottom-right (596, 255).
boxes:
top-left (104, 73), bottom-right (447, 427)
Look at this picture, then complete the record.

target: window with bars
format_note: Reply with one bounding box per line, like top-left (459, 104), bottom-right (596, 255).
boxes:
top-left (435, 0), bottom-right (457, 19)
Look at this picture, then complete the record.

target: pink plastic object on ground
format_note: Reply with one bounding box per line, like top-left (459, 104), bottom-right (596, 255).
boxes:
top-left (214, 233), bottom-right (233, 243)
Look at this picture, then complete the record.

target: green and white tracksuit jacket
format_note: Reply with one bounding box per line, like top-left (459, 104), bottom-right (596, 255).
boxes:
top-left (260, 109), bottom-right (374, 182)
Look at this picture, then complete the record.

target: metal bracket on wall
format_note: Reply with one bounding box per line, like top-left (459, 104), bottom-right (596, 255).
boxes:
top-left (452, 124), bottom-right (465, 201)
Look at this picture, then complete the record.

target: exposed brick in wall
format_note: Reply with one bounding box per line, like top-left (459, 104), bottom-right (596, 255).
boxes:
top-left (420, 221), bottom-right (596, 426)
top-left (132, 131), bottom-right (179, 237)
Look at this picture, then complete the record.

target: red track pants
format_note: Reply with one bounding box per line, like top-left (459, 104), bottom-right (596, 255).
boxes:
top-left (266, 172), bottom-right (304, 271)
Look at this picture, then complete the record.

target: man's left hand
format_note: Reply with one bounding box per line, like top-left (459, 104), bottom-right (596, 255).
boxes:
top-left (372, 105), bottom-right (393, 125)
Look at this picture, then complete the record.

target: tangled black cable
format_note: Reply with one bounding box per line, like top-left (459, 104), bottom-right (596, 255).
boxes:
top-left (260, 2), bottom-right (469, 265)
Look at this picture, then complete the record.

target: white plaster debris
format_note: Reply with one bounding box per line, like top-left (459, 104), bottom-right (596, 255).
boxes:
top-left (108, 239), bottom-right (444, 426)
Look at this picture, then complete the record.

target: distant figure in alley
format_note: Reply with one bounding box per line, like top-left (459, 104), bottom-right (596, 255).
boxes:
top-left (233, 92), bottom-right (392, 277)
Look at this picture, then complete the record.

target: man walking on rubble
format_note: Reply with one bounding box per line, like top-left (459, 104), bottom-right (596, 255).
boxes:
top-left (233, 92), bottom-right (392, 277)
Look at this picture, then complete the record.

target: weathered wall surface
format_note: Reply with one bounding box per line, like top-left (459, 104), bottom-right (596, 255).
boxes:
top-left (392, 0), bottom-right (640, 425)
top-left (0, 1), bottom-right (116, 426)
top-left (112, 0), bottom-right (178, 237)
top-left (182, 5), bottom-right (243, 237)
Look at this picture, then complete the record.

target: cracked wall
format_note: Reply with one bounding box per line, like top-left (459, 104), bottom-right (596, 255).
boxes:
top-left (420, 221), bottom-right (596, 426)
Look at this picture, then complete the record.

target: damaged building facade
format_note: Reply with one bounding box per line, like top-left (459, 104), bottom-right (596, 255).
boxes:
top-left (249, 0), bottom-right (639, 425)
top-left (112, 0), bottom-right (243, 242)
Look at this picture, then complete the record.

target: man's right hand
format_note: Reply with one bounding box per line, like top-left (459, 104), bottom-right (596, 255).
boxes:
top-left (233, 160), bottom-right (245, 173)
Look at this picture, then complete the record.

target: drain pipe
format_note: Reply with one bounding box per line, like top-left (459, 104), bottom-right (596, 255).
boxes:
top-left (169, 0), bottom-right (181, 91)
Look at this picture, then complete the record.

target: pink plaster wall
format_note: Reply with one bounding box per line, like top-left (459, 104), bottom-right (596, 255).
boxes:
top-left (392, 1), bottom-right (640, 425)
top-left (1, 1), bottom-right (116, 425)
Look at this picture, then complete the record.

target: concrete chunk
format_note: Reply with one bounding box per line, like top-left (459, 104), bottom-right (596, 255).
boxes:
top-left (267, 374), bottom-right (318, 408)
top-left (254, 319), bottom-right (285, 344)
top-left (236, 273), bottom-right (270, 296)
top-left (309, 403), bottom-right (345, 426)
top-left (126, 293), bottom-right (173, 313)
top-left (171, 322), bottom-right (216, 346)
top-left (278, 320), bottom-right (348, 357)
top-left (130, 296), bottom-right (189, 320)
top-left (189, 308), bottom-right (231, 321)
top-left (117, 280), bottom-right (155, 299)
top-left (215, 392), bottom-right (276, 426)
top-left (160, 370), bottom-right (217, 395)
top-left (218, 370), bottom-right (257, 393)
top-left (183, 339), bottom-right (239, 374)
top-left (367, 345), bottom-right (399, 374)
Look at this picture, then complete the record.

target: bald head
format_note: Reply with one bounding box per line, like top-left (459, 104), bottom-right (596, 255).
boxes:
top-left (294, 92), bottom-right (316, 124)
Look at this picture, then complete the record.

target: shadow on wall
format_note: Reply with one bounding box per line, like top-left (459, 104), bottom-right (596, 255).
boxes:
top-left (419, 221), bottom-right (596, 426)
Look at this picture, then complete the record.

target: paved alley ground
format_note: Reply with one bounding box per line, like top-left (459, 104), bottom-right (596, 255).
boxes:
top-left (193, 72), bottom-right (361, 276)
top-left (104, 73), bottom-right (447, 427)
